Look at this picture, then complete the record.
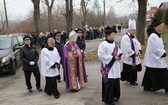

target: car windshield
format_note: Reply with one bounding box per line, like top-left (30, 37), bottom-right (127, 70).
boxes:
top-left (0, 37), bottom-right (12, 50)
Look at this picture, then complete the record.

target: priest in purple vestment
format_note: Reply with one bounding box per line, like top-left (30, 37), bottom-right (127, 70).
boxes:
top-left (62, 30), bottom-right (88, 91)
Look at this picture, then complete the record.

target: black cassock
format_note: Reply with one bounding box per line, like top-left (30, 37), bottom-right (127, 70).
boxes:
top-left (44, 76), bottom-right (60, 96)
top-left (102, 78), bottom-right (120, 104)
top-left (142, 67), bottom-right (168, 92)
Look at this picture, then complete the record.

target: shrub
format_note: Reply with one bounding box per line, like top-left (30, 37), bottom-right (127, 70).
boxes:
top-left (163, 8), bottom-right (168, 25)
top-left (154, 8), bottom-right (165, 22)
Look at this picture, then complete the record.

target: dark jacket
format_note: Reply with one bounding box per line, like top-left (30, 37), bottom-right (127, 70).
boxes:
top-left (30, 35), bottom-right (37, 46)
top-left (39, 36), bottom-right (46, 46)
top-left (76, 36), bottom-right (86, 51)
top-left (20, 44), bottom-right (39, 71)
top-left (55, 40), bottom-right (64, 64)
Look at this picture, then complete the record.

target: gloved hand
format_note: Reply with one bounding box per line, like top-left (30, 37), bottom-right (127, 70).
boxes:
top-left (29, 61), bottom-right (35, 65)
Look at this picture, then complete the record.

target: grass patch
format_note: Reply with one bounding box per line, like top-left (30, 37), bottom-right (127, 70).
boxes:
top-left (84, 45), bottom-right (146, 62)
top-left (84, 51), bottom-right (98, 61)
top-left (161, 24), bottom-right (168, 45)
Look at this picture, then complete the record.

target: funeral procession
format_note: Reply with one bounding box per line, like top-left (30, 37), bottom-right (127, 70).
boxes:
top-left (1, 0), bottom-right (168, 105)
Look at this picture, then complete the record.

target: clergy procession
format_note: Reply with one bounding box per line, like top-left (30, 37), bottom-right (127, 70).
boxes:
top-left (17, 18), bottom-right (168, 105)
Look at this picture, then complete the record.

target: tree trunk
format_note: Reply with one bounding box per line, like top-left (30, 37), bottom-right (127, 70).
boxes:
top-left (81, 0), bottom-right (89, 28)
top-left (44, 0), bottom-right (55, 32)
top-left (65, 0), bottom-right (73, 34)
top-left (0, 12), bottom-right (5, 34)
top-left (32, 0), bottom-right (41, 36)
top-left (136, 0), bottom-right (147, 45)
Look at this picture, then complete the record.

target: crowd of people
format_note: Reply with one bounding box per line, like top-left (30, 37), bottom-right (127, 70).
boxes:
top-left (20, 28), bottom-right (88, 99)
top-left (19, 18), bottom-right (167, 105)
top-left (28, 24), bottom-right (122, 50)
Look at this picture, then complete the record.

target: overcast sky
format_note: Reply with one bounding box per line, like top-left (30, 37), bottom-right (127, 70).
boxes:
top-left (0, 0), bottom-right (166, 20)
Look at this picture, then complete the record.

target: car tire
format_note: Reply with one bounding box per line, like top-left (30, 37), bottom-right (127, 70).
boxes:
top-left (10, 61), bottom-right (16, 75)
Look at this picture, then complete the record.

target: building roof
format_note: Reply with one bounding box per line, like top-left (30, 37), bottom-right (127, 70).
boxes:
top-left (147, 7), bottom-right (157, 14)
top-left (159, 2), bottom-right (168, 8)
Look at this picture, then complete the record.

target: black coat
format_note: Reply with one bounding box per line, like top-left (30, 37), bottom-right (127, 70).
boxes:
top-left (76, 36), bottom-right (86, 51)
top-left (20, 44), bottom-right (39, 71)
top-left (55, 40), bottom-right (64, 64)
top-left (30, 35), bottom-right (37, 46)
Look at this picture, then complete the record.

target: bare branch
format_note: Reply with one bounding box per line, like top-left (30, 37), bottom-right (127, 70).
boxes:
top-left (57, 6), bottom-right (66, 16)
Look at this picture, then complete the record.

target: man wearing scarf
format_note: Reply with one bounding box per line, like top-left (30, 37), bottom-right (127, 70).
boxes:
top-left (98, 27), bottom-right (122, 105)
top-left (62, 31), bottom-right (88, 92)
top-left (142, 19), bottom-right (168, 93)
top-left (120, 19), bottom-right (142, 86)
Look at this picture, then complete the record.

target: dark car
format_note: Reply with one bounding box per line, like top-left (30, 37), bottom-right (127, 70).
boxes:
top-left (0, 33), bottom-right (27, 74)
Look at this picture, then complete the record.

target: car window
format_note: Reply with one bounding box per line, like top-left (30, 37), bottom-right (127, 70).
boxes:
top-left (0, 37), bottom-right (12, 49)
top-left (13, 37), bottom-right (19, 47)
top-left (17, 36), bottom-right (24, 45)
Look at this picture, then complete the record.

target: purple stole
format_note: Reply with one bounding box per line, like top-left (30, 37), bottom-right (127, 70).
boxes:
top-left (126, 33), bottom-right (136, 69)
top-left (101, 41), bottom-right (118, 83)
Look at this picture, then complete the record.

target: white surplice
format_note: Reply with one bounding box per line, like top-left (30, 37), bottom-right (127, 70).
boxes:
top-left (144, 33), bottom-right (167, 68)
top-left (41, 47), bottom-right (60, 77)
top-left (98, 41), bottom-right (121, 79)
top-left (121, 32), bottom-right (141, 65)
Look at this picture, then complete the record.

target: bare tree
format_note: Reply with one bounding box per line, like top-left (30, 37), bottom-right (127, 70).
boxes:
top-left (3, 0), bottom-right (9, 29)
top-left (65, 0), bottom-right (73, 34)
top-left (42, 0), bottom-right (55, 32)
top-left (80, 0), bottom-right (90, 28)
top-left (136, 0), bottom-right (147, 45)
top-left (32, 0), bottom-right (41, 35)
top-left (106, 5), bottom-right (117, 25)
top-left (116, 0), bottom-right (148, 45)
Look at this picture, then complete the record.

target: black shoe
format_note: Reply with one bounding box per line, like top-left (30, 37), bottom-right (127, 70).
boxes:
top-left (54, 95), bottom-right (59, 99)
top-left (114, 98), bottom-right (119, 102)
top-left (71, 89), bottom-right (80, 92)
top-left (47, 93), bottom-right (52, 95)
top-left (37, 87), bottom-right (43, 92)
top-left (28, 89), bottom-right (33, 93)
top-left (58, 80), bottom-right (61, 83)
top-left (130, 82), bottom-right (138, 86)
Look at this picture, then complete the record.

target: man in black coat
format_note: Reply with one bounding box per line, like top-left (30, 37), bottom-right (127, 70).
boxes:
top-left (30, 32), bottom-right (37, 46)
top-left (54, 32), bottom-right (65, 82)
top-left (20, 35), bottom-right (42, 93)
top-left (76, 29), bottom-right (86, 55)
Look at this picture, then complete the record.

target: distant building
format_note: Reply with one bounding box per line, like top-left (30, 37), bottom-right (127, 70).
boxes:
top-left (92, 0), bottom-right (101, 15)
top-left (159, 2), bottom-right (168, 9)
top-left (146, 7), bottom-right (157, 25)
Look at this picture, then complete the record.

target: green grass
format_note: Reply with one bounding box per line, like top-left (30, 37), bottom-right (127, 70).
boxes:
top-left (161, 25), bottom-right (168, 45)
top-left (84, 51), bottom-right (98, 61)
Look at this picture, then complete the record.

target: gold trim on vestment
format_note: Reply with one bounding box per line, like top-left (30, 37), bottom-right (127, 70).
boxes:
top-left (68, 51), bottom-right (77, 90)
top-left (76, 49), bottom-right (85, 84)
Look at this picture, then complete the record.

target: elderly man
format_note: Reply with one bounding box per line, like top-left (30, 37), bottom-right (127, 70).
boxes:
top-left (120, 19), bottom-right (142, 86)
top-left (62, 30), bottom-right (88, 92)
top-left (41, 38), bottom-right (61, 99)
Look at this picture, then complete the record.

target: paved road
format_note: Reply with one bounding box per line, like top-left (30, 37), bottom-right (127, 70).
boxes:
top-left (85, 29), bottom-right (126, 52)
top-left (1, 29), bottom-right (168, 105)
